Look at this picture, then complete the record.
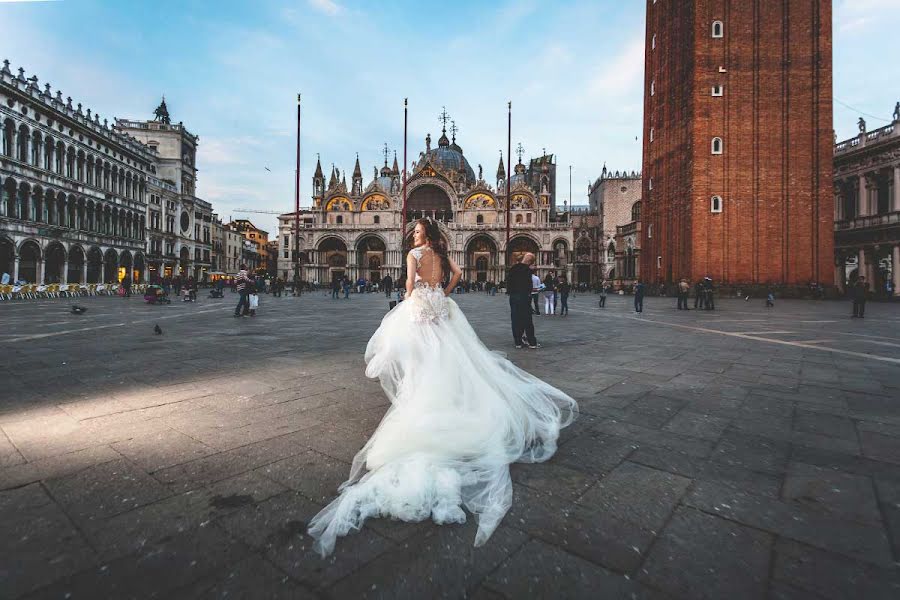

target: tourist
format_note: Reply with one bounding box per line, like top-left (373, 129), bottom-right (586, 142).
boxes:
top-left (357, 277), bottom-right (366, 294)
top-left (677, 278), bottom-right (690, 310)
top-left (343, 277), bottom-right (351, 299)
top-left (599, 283), bottom-right (607, 308)
top-left (331, 277), bottom-right (340, 299)
top-left (694, 280), bottom-right (704, 309)
top-left (122, 275), bottom-right (132, 299)
top-left (558, 277), bottom-right (570, 316)
top-left (508, 252), bottom-right (539, 349)
top-left (233, 264), bottom-right (251, 317)
top-left (530, 267), bottom-right (541, 315)
top-left (851, 276), bottom-right (868, 318)
top-left (766, 289), bottom-right (775, 308)
top-left (542, 272), bottom-right (556, 316)
top-left (1, 272), bottom-right (9, 285)
top-left (382, 274), bottom-right (393, 297)
top-left (703, 277), bottom-right (715, 310)
top-left (634, 279), bottom-right (645, 313)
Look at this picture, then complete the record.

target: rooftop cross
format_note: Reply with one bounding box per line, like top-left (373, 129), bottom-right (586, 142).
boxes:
top-left (382, 143), bottom-right (390, 166)
top-left (516, 142), bottom-right (524, 164)
top-left (438, 106), bottom-right (450, 132)
top-left (449, 120), bottom-right (458, 140)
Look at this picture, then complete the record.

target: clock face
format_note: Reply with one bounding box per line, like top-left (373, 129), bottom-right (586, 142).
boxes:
top-left (180, 211), bottom-right (190, 232)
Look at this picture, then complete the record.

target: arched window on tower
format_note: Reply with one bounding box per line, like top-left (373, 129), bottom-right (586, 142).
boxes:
top-left (711, 196), bottom-right (723, 213)
top-left (712, 21), bottom-right (724, 38)
top-left (711, 137), bottom-right (723, 155)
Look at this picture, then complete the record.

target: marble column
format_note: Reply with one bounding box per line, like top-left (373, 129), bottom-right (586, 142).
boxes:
top-left (13, 255), bottom-right (19, 283)
top-left (37, 256), bottom-right (45, 285)
top-left (858, 174), bottom-right (868, 217)
top-left (893, 245), bottom-right (900, 297)
top-left (893, 165), bottom-right (900, 212)
top-left (82, 261), bottom-right (87, 285)
top-left (61, 259), bottom-right (68, 284)
top-left (100, 260), bottom-right (106, 283)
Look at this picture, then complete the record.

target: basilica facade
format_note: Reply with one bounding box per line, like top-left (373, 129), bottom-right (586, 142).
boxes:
top-left (277, 129), bottom-right (574, 286)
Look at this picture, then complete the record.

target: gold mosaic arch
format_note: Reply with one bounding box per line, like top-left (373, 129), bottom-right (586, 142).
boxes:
top-left (509, 193), bottom-right (535, 209)
top-left (361, 194), bottom-right (390, 211)
top-left (325, 196), bottom-right (353, 211)
top-left (464, 192), bottom-right (496, 209)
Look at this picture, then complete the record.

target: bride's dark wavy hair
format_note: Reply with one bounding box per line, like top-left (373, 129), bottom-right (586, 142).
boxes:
top-left (417, 217), bottom-right (450, 277)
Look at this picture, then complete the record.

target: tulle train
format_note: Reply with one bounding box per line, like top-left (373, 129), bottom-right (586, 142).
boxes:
top-left (307, 292), bottom-right (578, 556)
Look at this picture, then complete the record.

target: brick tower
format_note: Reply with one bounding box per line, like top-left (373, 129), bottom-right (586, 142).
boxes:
top-left (641, 0), bottom-right (834, 292)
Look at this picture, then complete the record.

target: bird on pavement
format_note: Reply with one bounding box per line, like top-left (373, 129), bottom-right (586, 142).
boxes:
top-left (71, 305), bottom-right (87, 314)
top-left (154, 324), bottom-right (163, 335)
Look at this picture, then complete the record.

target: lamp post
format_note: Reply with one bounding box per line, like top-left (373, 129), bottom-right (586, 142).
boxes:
top-left (293, 93), bottom-right (301, 294)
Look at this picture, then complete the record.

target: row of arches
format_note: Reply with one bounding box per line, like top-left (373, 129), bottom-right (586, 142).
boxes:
top-left (1, 177), bottom-right (145, 240)
top-left (1, 117), bottom-right (146, 200)
top-left (0, 237), bottom-right (145, 284)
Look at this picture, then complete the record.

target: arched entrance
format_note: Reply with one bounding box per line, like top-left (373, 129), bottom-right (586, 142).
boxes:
top-left (68, 246), bottom-right (85, 284)
top-left (87, 247), bottom-right (102, 283)
top-left (356, 235), bottom-right (386, 282)
top-left (0, 237), bottom-right (13, 279)
top-left (318, 237), bottom-right (348, 285)
top-left (407, 184), bottom-right (453, 222)
top-left (466, 235), bottom-right (497, 282)
top-left (103, 248), bottom-right (118, 283)
top-left (552, 240), bottom-right (569, 269)
top-left (134, 253), bottom-right (145, 283)
top-left (44, 242), bottom-right (66, 284)
top-left (18, 240), bottom-right (41, 283)
top-left (120, 251), bottom-right (133, 283)
top-left (506, 236), bottom-right (539, 266)
top-left (179, 247), bottom-right (190, 276)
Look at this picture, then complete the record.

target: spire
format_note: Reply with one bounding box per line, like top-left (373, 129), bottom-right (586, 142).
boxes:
top-left (314, 154), bottom-right (324, 179)
top-left (329, 165), bottom-right (337, 188)
top-left (352, 153), bottom-right (362, 178)
top-left (391, 151), bottom-right (399, 176)
top-left (496, 151), bottom-right (506, 180)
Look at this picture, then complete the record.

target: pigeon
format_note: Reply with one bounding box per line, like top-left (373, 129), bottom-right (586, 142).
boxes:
top-left (71, 305), bottom-right (87, 314)
top-left (154, 324), bottom-right (163, 335)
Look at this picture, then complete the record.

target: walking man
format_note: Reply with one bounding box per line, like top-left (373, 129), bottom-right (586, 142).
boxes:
top-left (634, 279), bottom-right (645, 313)
top-left (233, 264), bottom-right (251, 317)
top-left (599, 283), bottom-right (607, 308)
top-left (508, 253), bottom-right (540, 349)
top-left (851, 276), bottom-right (868, 318)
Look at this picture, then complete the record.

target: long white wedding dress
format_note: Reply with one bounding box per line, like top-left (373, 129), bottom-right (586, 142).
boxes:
top-left (308, 246), bottom-right (578, 557)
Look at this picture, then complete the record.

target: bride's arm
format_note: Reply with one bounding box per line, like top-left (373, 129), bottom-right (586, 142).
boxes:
top-left (406, 252), bottom-right (416, 296)
top-left (444, 256), bottom-right (462, 296)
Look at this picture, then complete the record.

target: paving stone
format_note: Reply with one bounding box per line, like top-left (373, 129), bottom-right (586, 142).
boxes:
top-left (685, 481), bottom-right (894, 566)
top-left (782, 462), bottom-right (881, 524)
top-left (256, 448), bottom-right (349, 505)
top-left (510, 460), bottom-right (599, 502)
top-left (44, 458), bottom-right (172, 524)
top-left (0, 444), bottom-right (121, 491)
top-left (592, 419), bottom-right (714, 458)
top-left (577, 461), bottom-right (692, 532)
top-left (662, 410), bottom-right (731, 441)
top-left (25, 523), bottom-right (251, 600)
top-left (111, 428), bottom-right (218, 473)
top-left (0, 483), bottom-right (98, 598)
top-left (773, 538), bottom-right (900, 600)
top-left (485, 538), bottom-right (661, 599)
top-left (710, 429), bottom-right (791, 474)
top-left (638, 506), bottom-right (772, 600)
top-left (873, 476), bottom-right (900, 559)
top-left (169, 554), bottom-right (316, 599)
top-left (505, 483), bottom-right (655, 573)
top-left (550, 428), bottom-right (636, 475)
top-left (859, 430), bottom-right (900, 466)
top-left (0, 430), bottom-right (25, 469)
top-left (327, 521), bottom-right (528, 599)
top-left (216, 490), bottom-right (395, 590)
top-left (794, 409), bottom-right (857, 440)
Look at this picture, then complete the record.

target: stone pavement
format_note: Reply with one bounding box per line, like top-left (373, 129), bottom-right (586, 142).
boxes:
top-left (1, 289), bottom-right (900, 599)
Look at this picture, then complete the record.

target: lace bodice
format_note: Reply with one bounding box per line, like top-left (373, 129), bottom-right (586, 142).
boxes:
top-left (409, 246), bottom-right (449, 323)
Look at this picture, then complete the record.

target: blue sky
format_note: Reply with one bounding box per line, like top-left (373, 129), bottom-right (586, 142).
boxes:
top-left (1, 0), bottom-right (897, 235)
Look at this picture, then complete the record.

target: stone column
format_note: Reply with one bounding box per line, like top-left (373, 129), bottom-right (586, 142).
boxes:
top-left (13, 255), bottom-right (19, 283)
top-left (893, 165), bottom-right (900, 212)
top-left (37, 256), bottom-right (45, 285)
top-left (858, 174), bottom-right (868, 217)
top-left (100, 260), bottom-right (106, 283)
top-left (61, 259), bottom-right (68, 284)
top-left (834, 258), bottom-right (844, 292)
top-left (82, 261), bottom-right (87, 285)
top-left (894, 245), bottom-right (900, 298)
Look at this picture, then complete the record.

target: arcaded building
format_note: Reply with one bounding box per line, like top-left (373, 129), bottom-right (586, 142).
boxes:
top-left (641, 0), bottom-right (834, 291)
top-left (833, 111), bottom-right (900, 297)
top-left (276, 126), bottom-right (573, 286)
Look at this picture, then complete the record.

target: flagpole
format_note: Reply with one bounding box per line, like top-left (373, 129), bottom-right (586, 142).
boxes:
top-left (506, 101), bottom-right (511, 249)
top-left (402, 98), bottom-right (408, 256)
top-left (293, 93), bottom-right (301, 293)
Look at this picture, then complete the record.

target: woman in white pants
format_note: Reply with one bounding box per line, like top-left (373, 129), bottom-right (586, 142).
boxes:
top-left (543, 289), bottom-right (555, 315)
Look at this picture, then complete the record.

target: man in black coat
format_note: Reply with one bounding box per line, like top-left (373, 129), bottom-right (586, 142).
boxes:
top-left (507, 253), bottom-right (539, 349)
top-left (382, 274), bottom-right (393, 298)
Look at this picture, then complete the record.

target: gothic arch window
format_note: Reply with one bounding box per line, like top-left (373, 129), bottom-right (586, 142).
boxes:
top-left (710, 195), bottom-right (723, 213)
top-left (631, 201), bottom-right (642, 222)
top-left (711, 137), bottom-right (723, 155)
top-left (650, 80), bottom-right (655, 96)
top-left (712, 21), bottom-right (724, 38)
top-left (652, 34), bottom-right (656, 49)
top-left (607, 242), bottom-right (615, 262)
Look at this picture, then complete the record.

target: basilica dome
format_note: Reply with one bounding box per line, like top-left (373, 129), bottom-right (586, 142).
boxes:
top-left (425, 131), bottom-right (476, 187)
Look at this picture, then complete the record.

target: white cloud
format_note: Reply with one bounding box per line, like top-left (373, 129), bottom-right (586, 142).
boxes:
top-left (308, 0), bottom-right (343, 17)
top-left (586, 36), bottom-right (645, 98)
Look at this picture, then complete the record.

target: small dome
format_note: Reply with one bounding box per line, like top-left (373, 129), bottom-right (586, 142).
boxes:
top-left (425, 145), bottom-right (476, 187)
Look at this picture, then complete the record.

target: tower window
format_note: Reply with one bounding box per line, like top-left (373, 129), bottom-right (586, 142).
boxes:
top-left (649, 177), bottom-right (653, 190)
top-left (712, 21), bottom-right (724, 38)
top-left (711, 137), bottom-right (723, 155)
top-left (648, 223), bottom-right (653, 238)
top-left (652, 34), bottom-right (656, 49)
top-left (711, 196), bottom-right (723, 213)
top-left (650, 128), bottom-right (655, 142)
top-left (712, 85), bottom-right (723, 96)
top-left (650, 80), bottom-right (655, 96)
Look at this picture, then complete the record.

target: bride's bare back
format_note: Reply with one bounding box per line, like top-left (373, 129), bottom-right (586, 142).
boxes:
top-left (406, 245), bottom-right (462, 295)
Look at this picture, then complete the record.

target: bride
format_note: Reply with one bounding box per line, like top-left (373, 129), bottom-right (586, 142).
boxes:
top-left (308, 217), bottom-right (578, 556)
